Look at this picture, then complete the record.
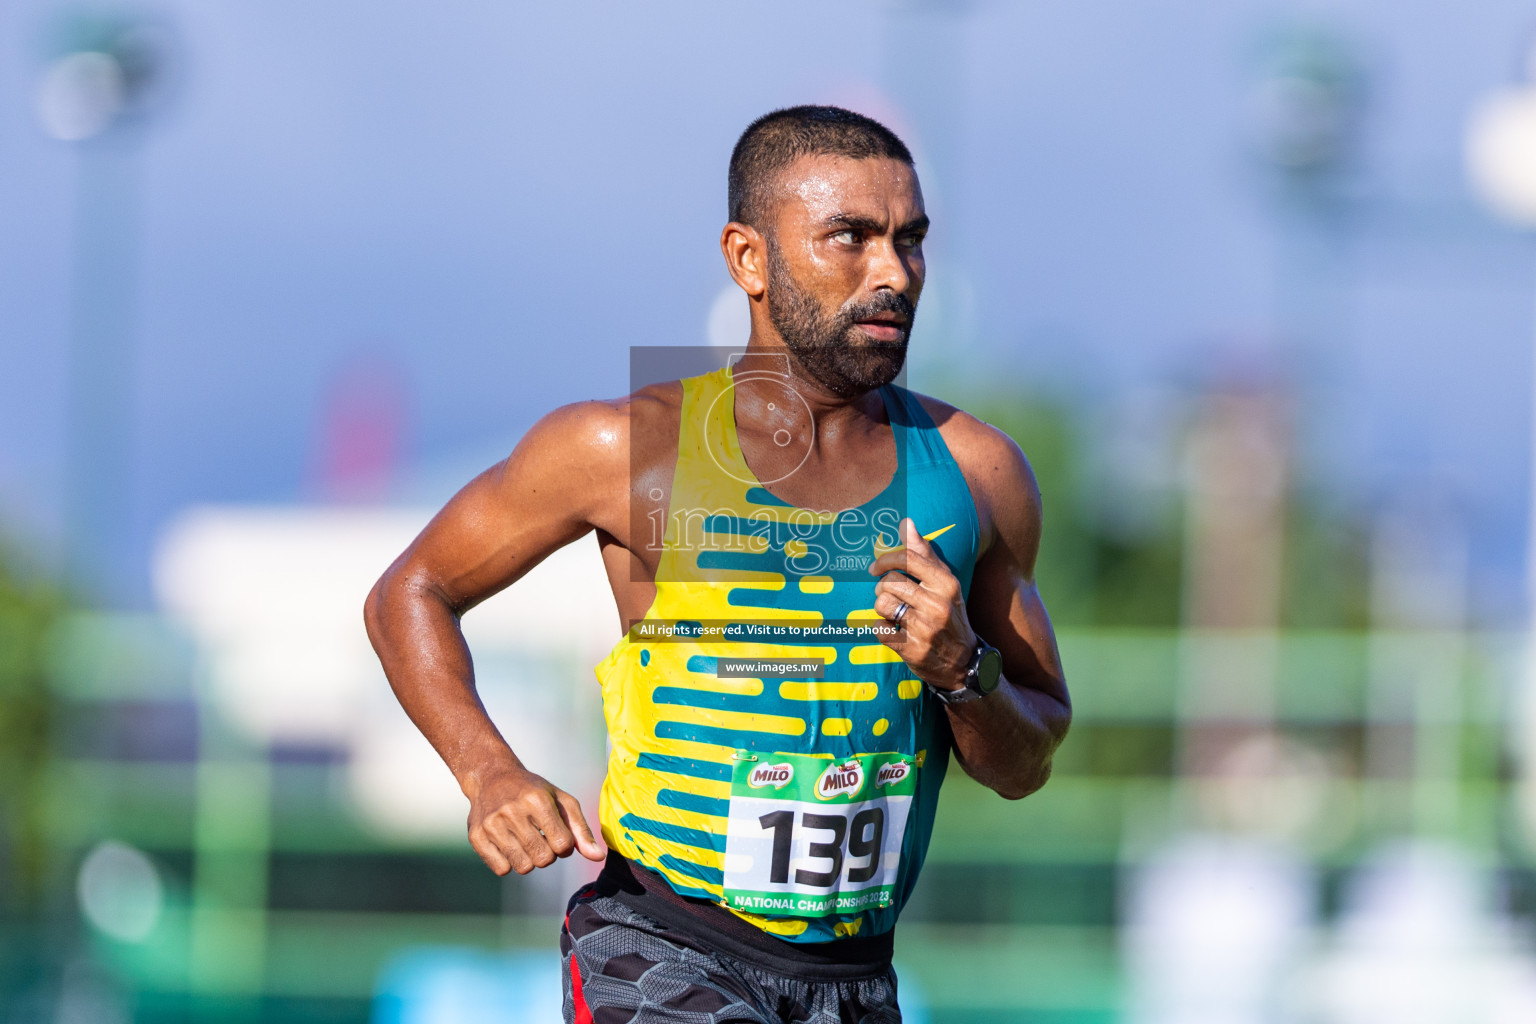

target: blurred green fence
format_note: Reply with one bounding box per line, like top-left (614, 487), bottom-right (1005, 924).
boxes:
top-left (12, 617), bottom-right (1524, 1023)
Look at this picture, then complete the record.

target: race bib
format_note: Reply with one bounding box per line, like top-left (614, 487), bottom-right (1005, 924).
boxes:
top-left (721, 750), bottom-right (917, 918)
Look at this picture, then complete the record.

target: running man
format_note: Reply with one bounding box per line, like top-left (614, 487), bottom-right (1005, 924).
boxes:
top-left (365, 105), bottom-right (1070, 1023)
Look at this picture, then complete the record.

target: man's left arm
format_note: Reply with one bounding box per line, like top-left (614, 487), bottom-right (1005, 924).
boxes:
top-left (869, 430), bottom-right (1070, 799)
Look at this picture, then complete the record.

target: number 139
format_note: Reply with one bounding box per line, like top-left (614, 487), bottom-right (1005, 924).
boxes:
top-left (757, 807), bottom-right (886, 888)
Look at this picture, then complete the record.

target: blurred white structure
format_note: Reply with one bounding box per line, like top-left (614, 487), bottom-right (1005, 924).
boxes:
top-left (154, 506), bottom-right (615, 843)
top-left (1301, 841), bottom-right (1536, 1024)
top-left (1125, 387), bottom-right (1315, 1024)
top-left (1123, 730), bottom-right (1328, 1024)
top-left (1123, 834), bottom-right (1313, 1024)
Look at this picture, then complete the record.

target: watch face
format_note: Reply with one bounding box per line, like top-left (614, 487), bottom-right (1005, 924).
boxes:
top-left (975, 646), bottom-right (1003, 694)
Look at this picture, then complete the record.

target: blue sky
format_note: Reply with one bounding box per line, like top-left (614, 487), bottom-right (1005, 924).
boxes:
top-left (2, 0), bottom-right (1533, 615)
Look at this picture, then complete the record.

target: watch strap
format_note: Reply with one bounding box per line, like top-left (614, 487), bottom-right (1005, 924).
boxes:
top-left (926, 637), bottom-right (996, 705)
top-left (929, 680), bottom-right (986, 705)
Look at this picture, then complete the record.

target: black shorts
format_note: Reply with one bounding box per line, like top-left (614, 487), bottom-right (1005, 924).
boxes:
top-left (560, 882), bottom-right (902, 1023)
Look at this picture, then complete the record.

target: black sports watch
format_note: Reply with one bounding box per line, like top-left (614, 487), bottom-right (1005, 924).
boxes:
top-left (928, 637), bottom-right (1003, 705)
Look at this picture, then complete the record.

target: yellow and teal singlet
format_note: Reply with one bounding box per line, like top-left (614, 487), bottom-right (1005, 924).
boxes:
top-left (594, 365), bottom-right (980, 943)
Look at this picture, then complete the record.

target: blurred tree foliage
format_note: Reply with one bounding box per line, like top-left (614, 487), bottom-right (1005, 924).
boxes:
top-left (1281, 496), bottom-right (1371, 629)
top-left (969, 393), bottom-right (1182, 627)
top-left (968, 392), bottom-right (1369, 630)
top-left (0, 546), bottom-right (63, 915)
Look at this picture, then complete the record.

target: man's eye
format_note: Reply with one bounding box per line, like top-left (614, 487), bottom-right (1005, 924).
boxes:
top-left (899, 234), bottom-right (925, 249)
top-left (832, 229), bottom-right (862, 244)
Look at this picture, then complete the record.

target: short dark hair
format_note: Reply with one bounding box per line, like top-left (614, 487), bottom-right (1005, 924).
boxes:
top-left (728, 105), bottom-right (914, 228)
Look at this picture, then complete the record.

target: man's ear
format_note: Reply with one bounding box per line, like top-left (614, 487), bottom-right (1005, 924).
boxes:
top-left (720, 222), bottom-right (767, 299)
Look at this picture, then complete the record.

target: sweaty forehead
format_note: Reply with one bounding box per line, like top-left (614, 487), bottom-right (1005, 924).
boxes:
top-left (770, 154), bottom-right (924, 228)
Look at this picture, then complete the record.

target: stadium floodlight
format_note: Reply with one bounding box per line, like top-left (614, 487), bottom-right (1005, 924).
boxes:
top-left (1467, 48), bottom-right (1536, 226)
top-left (36, 51), bottom-right (126, 142)
top-left (1248, 23), bottom-right (1366, 203)
top-left (34, 17), bottom-right (172, 142)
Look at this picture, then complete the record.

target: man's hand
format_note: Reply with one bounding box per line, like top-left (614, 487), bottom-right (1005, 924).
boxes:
top-left (465, 765), bottom-right (607, 876)
top-left (868, 517), bottom-right (976, 693)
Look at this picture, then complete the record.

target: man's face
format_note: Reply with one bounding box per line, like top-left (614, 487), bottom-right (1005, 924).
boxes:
top-left (762, 155), bottom-right (928, 398)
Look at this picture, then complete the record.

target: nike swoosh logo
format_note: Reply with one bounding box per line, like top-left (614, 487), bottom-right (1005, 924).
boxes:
top-left (872, 523), bottom-right (955, 558)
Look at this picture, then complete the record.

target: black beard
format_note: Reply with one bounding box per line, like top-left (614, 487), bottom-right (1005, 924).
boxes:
top-left (765, 238), bottom-right (913, 398)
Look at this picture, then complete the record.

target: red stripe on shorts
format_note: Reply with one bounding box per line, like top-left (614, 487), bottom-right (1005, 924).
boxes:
top-left (569, 953), bottom-right (594, 1024)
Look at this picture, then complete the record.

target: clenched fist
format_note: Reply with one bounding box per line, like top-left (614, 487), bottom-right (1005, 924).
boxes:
top-left (465, 765), bottom-right (606, 875)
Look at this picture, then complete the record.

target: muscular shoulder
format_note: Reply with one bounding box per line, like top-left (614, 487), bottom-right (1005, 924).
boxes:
top-left (515, 383), bottom-right (679, 467)
top-left (498, 382), bottom-right (682, 532)
top-left (908, 392), bottom-right (1042, 559)
top-left (621, 381), bottom-right (685, 472)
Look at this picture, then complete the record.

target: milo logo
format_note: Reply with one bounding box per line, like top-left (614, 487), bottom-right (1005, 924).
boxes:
top-left (815, 760), bottom-right (865, 800)
top-left (748, 762), bottom-right (794, 789)
top-left (874, 761), bottom-right (911, 788)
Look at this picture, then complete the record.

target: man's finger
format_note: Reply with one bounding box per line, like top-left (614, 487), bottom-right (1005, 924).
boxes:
top-left (469, 824), bottom-right (513, 876)
top-left (874, 590), bottom-right (916, 622)
top-left (868, 548), bottom-right (918, 579)
top-left (484, 815), bottom-right (534, 875)
top-left (873, 572), bottom-right (923, 603)
top-left (874, 573), bottom-right (948, 621)
top-left (901, 517), bottom-right (932, 555)
top-left (869, 593), bottom-right (912, 651)
top-left (527, 794), bottom-right (579, 859)
top-left (505, 804), bottom-right (558, 868)
top-left (868, 521), bottom-right (946, 579)
top-left (556, 790), bottom-right (608, 862)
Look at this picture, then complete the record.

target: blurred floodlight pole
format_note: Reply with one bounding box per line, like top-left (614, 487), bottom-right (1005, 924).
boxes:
top-left (35, 16), bottom-right (170, 602)
top-left (881, 0), bottom-right (974, 386)
top-left (1125, 33), bottom-right (1365, 1024)
top-left (1251, 25), bottom-right (1365, 368)
top-left (1465, 46), bottom-right (1536, 839)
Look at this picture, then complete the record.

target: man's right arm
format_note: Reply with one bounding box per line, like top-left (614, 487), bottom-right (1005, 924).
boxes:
top-left (363, 400), bottom-right (627, 876)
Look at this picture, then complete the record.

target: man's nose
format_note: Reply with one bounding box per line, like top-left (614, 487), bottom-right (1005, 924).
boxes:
top-left (866, 238), bottom-right (912, 294)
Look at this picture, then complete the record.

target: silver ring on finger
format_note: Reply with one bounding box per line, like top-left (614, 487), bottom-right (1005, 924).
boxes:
top-left (891, 601), bottom-right (910, 625)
